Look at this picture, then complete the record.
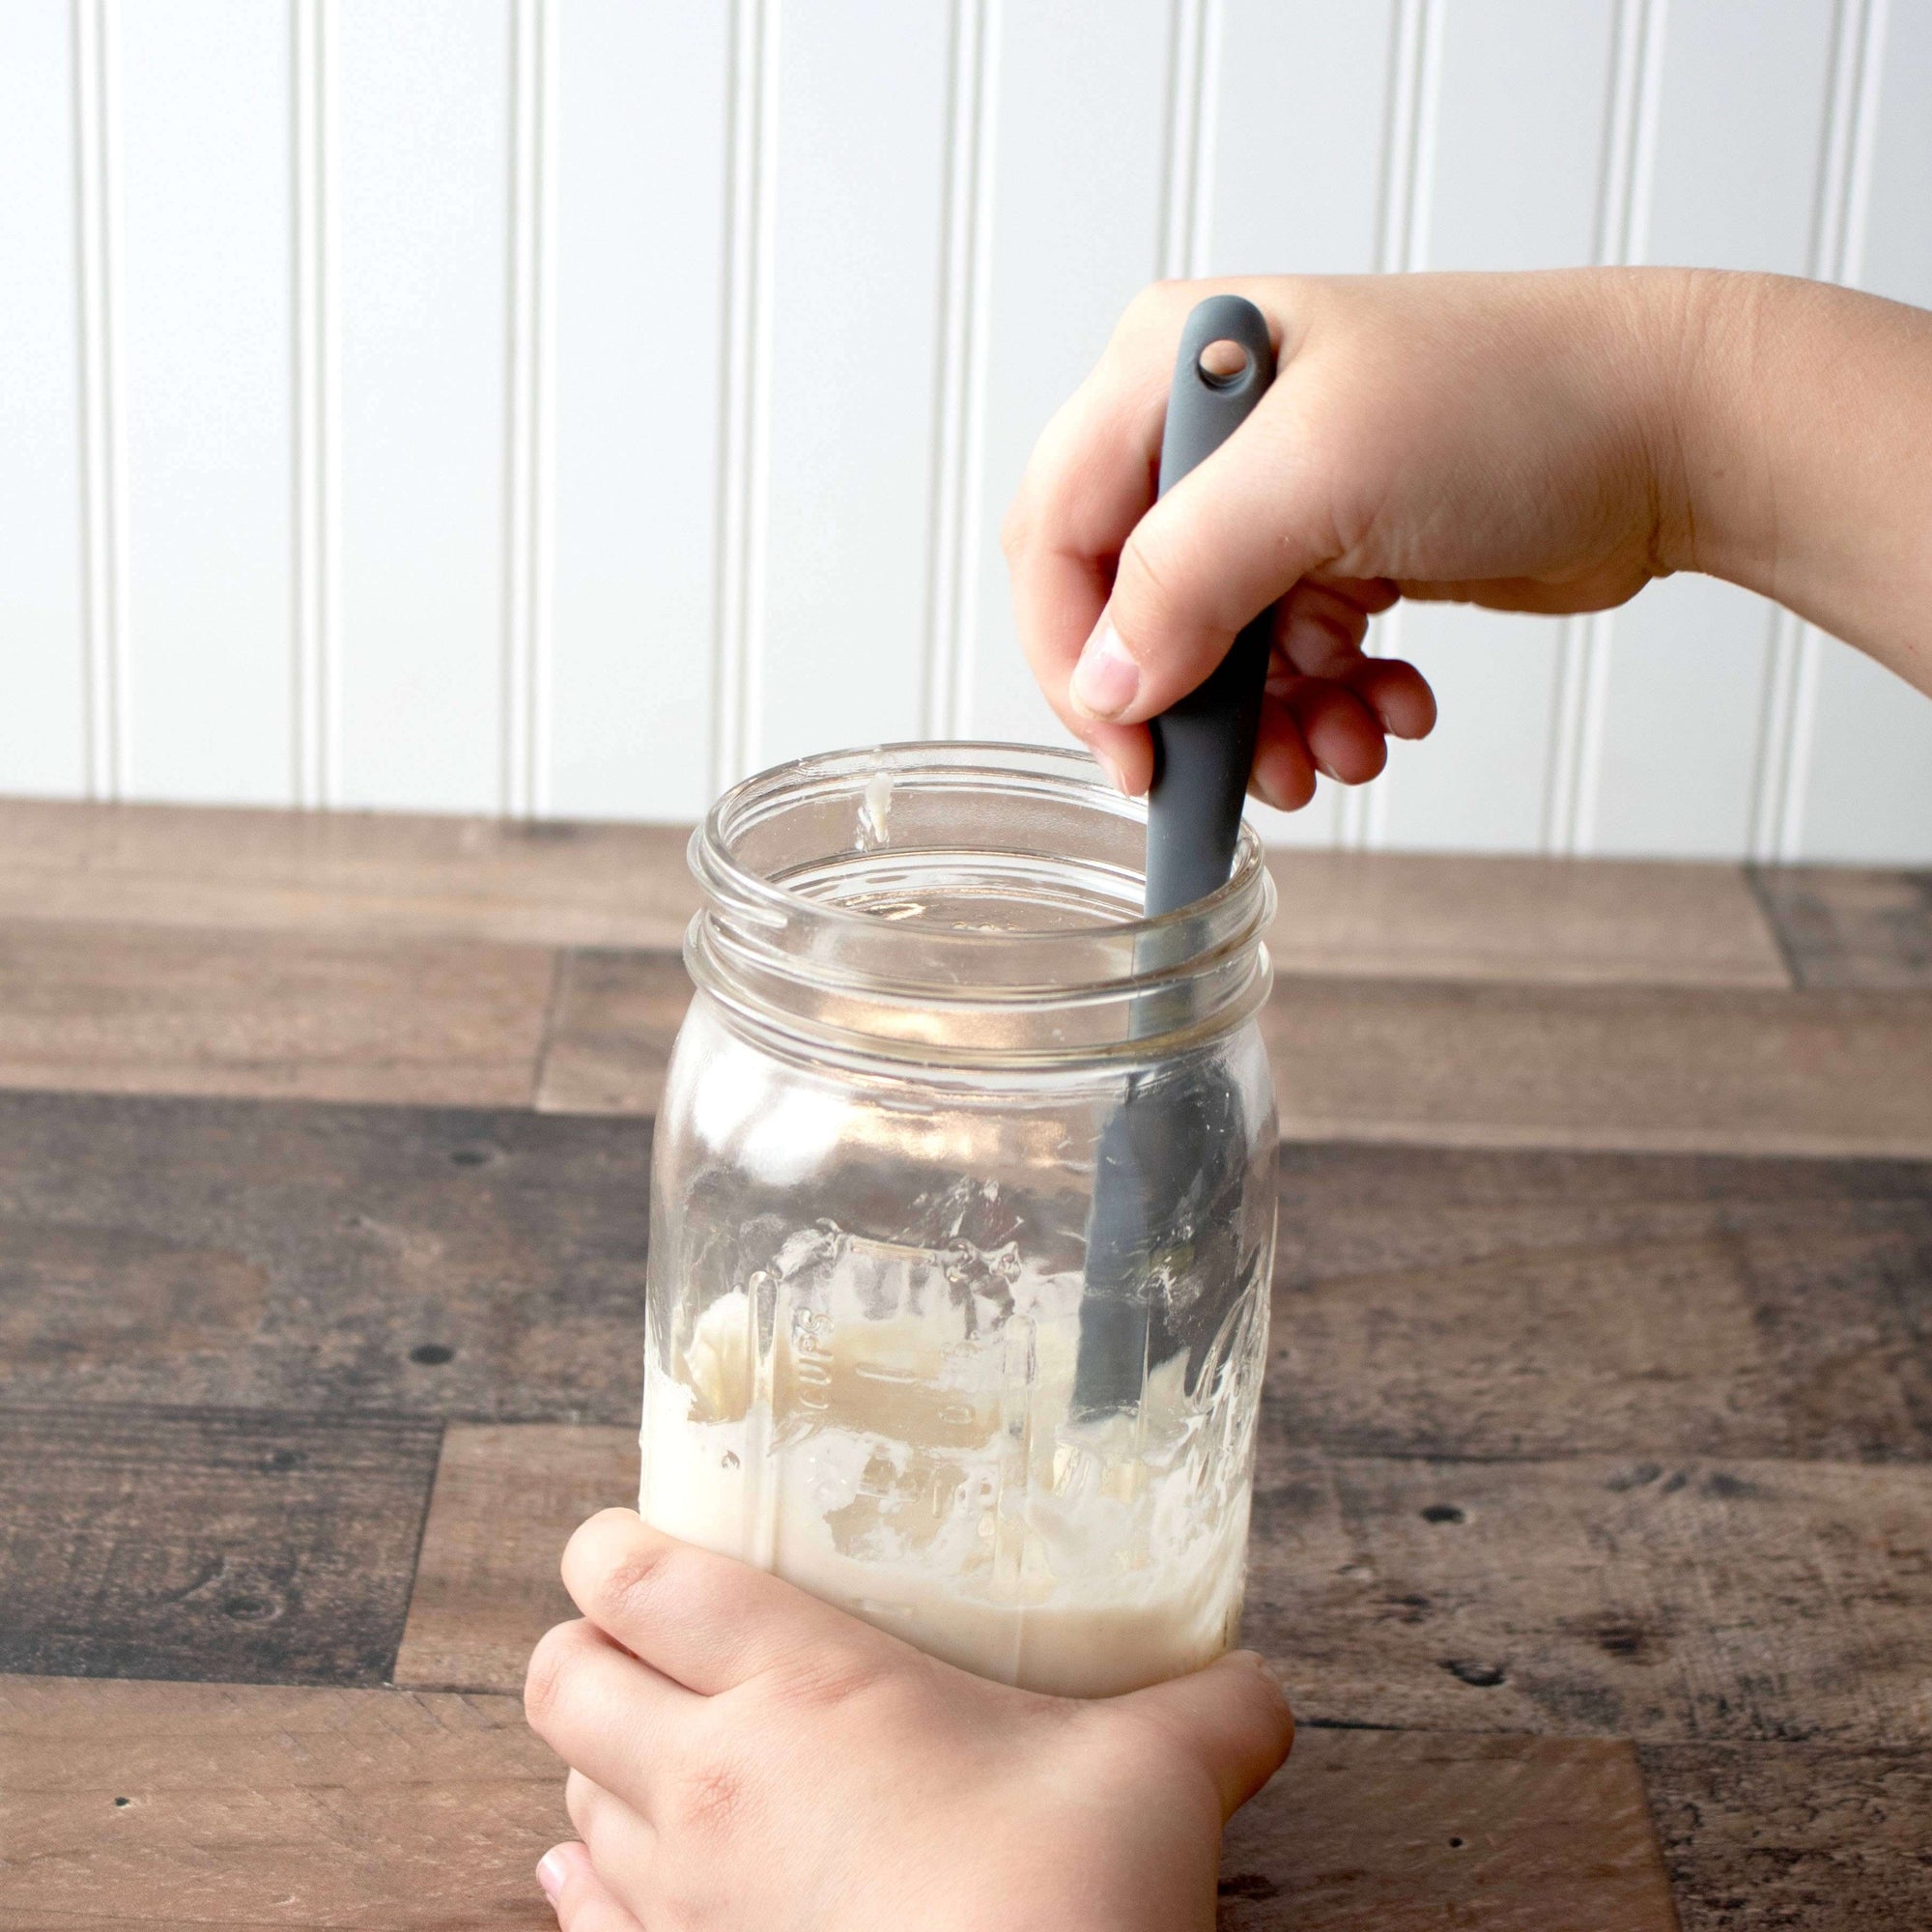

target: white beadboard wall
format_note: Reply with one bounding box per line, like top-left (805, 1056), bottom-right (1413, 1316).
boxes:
top-left (3, 0), bottom-right (1929, 860)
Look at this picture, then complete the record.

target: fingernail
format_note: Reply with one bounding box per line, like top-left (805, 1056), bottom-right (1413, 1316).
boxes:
top-left (1239, 1649), bottom-right (1290, 1697)
top-left (1094, 749), bottom-right (1129, 796)
top-left (536, 1850), bottom-right (568, 1901)
top-left (1314, 756), bottom-right (1340, 782)
top-left (1069, 620), bottom-right (1141, 721)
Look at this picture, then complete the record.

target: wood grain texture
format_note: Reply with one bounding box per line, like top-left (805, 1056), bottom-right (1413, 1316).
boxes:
top-left (1222, 1731), bottom-right (1676, 1931)
top-left (535, 949), bottom-right (693, 1116)
top-left (392, 1428), bottom-right (1932, 1758)
top-left (0, 799), bottom-right (699, 949)
top-left (0, 801), bottom-right (1829, 983)
top-left (1261, 978), bottom-right (1932, 1158)
top-left (0, 1405), bottom-right (440, 1685)
top-left (1244, 1452), bottom-right (1932, 1747)
top-left (1751, 866), bottom-right (1932, 990)
top-left (0, 1677), bottom-right (562, 1928)
top-left (11, 1088), bottom-right (1928, 1480)
top-left (532, 951), bottom-right (1932, 1160)
top-left (1266, 851), bottom-right (1790, 988)
top-left (395, 1425), bottom-right (638, 1693)
top-left (0, 921), bottom-right (555, 1106)
top-left (0, 1093), bottom-right (650, 1424)
top-left (0, 1679), bottom-right (1674, 1932)
top-left (1269, 1143), bottom-right (1932, 1463)
top-left (1639, 1740), bottom-right (1932, 1931)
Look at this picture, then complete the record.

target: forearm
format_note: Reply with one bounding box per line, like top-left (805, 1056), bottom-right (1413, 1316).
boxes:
top-left (1658, 270), bottom-right (1932, 697)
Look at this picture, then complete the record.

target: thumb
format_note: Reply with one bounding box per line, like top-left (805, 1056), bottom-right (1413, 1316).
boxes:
top-left (536, 1841), bottom-right (646, 1932)
top-left (1068, 400), bottom-right (1335, 725)
top-left (1116, 1649), bottom-right (1294, 1820)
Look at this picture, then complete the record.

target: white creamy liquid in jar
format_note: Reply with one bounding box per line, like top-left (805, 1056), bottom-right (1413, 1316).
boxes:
top-left (640, 1275), bottom-right (1257, 1699)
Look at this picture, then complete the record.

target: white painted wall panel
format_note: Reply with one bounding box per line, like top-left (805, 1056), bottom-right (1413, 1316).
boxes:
top-left (1589, 574), bottom-right (1773, 857)
top-left (753, 2), bottom-right (952, 770)
top-left (1418, 0), bottom-right (1619, 273)
top-left (1798, 648), bottom-right (1932, 863)
top-left (118, 0), bottom-right (293, 804)
top-left (549, 0), bottom-right (728, 821)
top-left (0, 0), bottom-right (88, 795)
top-left (337, 0), bottom-right (510, 811)
top-left (962, 0), bottom-right (1174, 749)
top-left (1373, 0), bottom-right (1617, 854)
top-left (1643, 0), bottom-right (1838, 274)
top-left (1858, 1), bottom-right (1932, 310)
top-left (1204, 0), bottom-right (1396, 276)
top-left (1, 0), bottom-right (1927, 860)
top-left (1585, 0), bottom-right (1842, 860)
top-left (1794, 0), bottom-right (1932, 863)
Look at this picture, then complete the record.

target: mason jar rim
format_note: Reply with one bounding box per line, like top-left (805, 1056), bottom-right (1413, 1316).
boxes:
top-left (684, 741), bottom-right (1275, 1069)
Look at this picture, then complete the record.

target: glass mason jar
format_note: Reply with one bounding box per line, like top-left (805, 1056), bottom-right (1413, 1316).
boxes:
top-left (641, 743), bottom-right (1277, 1698)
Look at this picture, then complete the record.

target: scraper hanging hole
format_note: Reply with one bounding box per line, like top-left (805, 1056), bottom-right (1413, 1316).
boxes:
top-left (1196, 338), bottom-right (1250, 388)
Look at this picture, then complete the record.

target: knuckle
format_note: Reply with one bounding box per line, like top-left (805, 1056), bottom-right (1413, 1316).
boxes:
top-left (599, 1534), bottom-right (684, 1630)
top-left (767, 1647), bottom-right (879, 1716)
top-left (523, 1619), bottom-right (582, 1730)
top-left (672, 1747), bottom-right (750, 1836)
top-left (1114, 527), bottom-right (1185, 630)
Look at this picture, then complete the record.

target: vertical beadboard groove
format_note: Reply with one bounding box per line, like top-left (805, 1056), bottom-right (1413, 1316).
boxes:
top-left (71, 0), bottom-right (102, 794)
top-left (738, 0), bottom-right (780, 781)
top-left (708, 0), bottom-right (753, 792)
top-left (1776, 0), bottom-right (1887, 865)
top-left (72, 0), bottom-right (128, 801)
top-left (292, 0), bottom-right (316, 805)
top-left (292, 0), bottom-right (340, 809)
top-left (921, 0), bottom-right (991, 742)
top-left (500, 0), bottom-right (529, 815)
top-left (97, 0), bottom-right (129, 797)
top-left (318, 0), bottom-right (342, 809)
top-left (1751, 0), bottom-right (1884, 862)
top-left (501, 0), bottom-right (540, 818)
top-left (500, 0), bottom-right (557, 820)
top-left (712, 0), bottom-right (779, 790)
top-left (1348, 0), bottom-right (1439, 852)
top-left (1187, 0), bottom-right (1223, 277)
top-left (1547, 0), bottom-right (1665, 854)
top-left (528, 0), bottom-right (557, 816)
top-left (943, 0), bottom-right (1001, 740)
top-left (1157, 0), bottom-right (1209, 279)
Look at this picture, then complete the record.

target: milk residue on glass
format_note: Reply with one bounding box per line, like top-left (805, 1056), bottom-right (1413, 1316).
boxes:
top-left (859, 768), bottom-right (894, 847)
top-left (643, 1200), bottom-right (1264, 1698)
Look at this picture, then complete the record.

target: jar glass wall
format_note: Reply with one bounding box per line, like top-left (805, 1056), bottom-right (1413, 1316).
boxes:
top-left (641, 744), bottom-right (1277, 1698)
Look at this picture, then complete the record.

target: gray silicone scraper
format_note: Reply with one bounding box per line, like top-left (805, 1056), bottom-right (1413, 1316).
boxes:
top-left (1073, 293), bottom-right (1278, 1416)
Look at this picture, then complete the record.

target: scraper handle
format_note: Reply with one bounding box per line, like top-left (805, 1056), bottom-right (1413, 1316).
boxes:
top-left (1144, 295), bottom-right (1278, 918)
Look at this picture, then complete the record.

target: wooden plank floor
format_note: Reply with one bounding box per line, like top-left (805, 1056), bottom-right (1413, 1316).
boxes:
top-left (4, 798), bottom-right (1931, 1930)
top-left (0, 1404), bottom-right (440, 1685)
top-left (2, 1679), bottom-right (1672, 1932)
top-left (1264, 850), bottom-right (1790, 987)
top-left (0, 922), bottom-right (555, 1106)
top-left (2, 1677), bottom-right (568, 1929)
top-left (1749, 865), bottom-right (1932, 989)
top-left (0, 798), bottom-right (700, 949)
